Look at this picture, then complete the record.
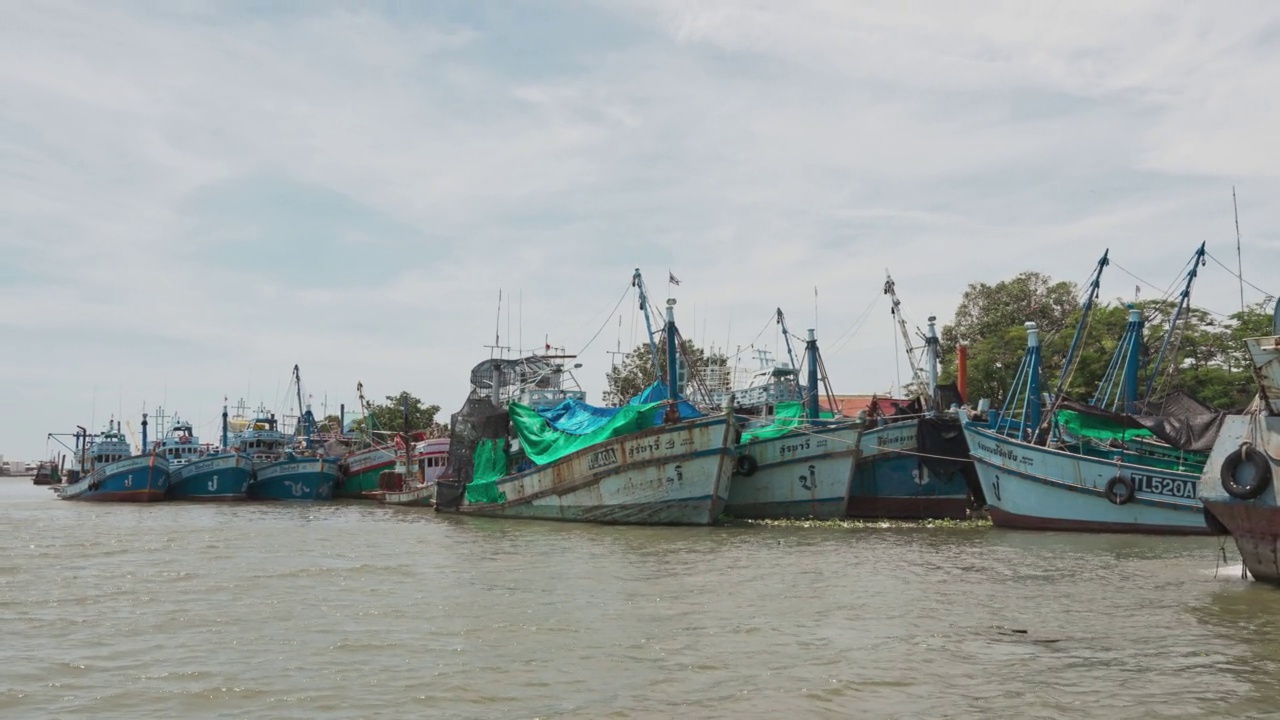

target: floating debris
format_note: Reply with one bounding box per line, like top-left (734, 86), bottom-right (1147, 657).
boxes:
top-left (726, 517), bottom-right (993, 529)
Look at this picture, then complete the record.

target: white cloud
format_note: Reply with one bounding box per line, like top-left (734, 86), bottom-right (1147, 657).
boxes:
top-left (3, 1), bottom-right (1280, 459)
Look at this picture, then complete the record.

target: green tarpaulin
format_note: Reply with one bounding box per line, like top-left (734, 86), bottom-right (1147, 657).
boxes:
top-left (465, 438), bottom-right (509, 504)
top-left (741, 402), bottom-right (810, 444)
top-left (1055, 409), bottom-right (1154, 442)
top-left (509, 401), bottom-right (664, 466)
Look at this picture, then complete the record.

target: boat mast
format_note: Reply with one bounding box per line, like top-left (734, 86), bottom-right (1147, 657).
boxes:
top-left (883, 271), bottom-right (927, 394)
top-left (775, 308), bottom-right (800, 371)
top-left (1144, 242), bottom-right (1207, 401)
top-left (1052, 249), bottom-right (1110, 399)
top-left (665, 299), bottom-right (679, 401)
top-left (632, 269), bottom-right (663, 383)
top-left (805, 329), bottom-right (820, 420)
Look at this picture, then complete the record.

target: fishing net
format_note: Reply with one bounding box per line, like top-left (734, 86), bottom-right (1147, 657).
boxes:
top-left (465, 438), bottom-right (509, 504)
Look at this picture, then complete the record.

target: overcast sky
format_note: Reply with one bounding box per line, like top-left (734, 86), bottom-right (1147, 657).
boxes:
top-left (4, 1), bottom-right (1280, 460)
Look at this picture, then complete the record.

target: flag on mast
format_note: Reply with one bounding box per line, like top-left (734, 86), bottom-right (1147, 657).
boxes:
top-left (669, 271), bottom-right (681, 286)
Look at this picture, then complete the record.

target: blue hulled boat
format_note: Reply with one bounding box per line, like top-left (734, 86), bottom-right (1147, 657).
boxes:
top-left (57, 420), bottom-right (169, 502)
top-left (239, 404), bottom-right (338, 502)
top-left (962, 248), bottom-right (1213, 534)
top-left (163, 407), bottom-right (252, 501)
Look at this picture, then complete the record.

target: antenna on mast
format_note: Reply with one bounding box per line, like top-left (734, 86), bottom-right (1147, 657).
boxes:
top-left (1234, 186), bottom-right (1245, 314)
top-left (486, 289), bottom-right (510, 359)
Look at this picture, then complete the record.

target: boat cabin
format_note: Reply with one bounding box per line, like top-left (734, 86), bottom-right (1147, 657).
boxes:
top-left (158, 417), bottom-right (203, 467)
top-left (89, 421), bottom-right (133, 468)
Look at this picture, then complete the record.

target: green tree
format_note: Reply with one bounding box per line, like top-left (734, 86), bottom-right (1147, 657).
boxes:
top-left (348, 392), bottom-right (444, 437)
top-left (604, 339), bottom-right (727, 406)
top-left (940, 271), bottom-right (1079, 402)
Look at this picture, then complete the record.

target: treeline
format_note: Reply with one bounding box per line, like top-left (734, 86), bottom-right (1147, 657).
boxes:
top-left (938, 271), bottom-right (1274, 410)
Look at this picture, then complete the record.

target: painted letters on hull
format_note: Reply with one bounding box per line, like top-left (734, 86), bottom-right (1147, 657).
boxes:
top-left (727, 425), bottom-right (860, 519)
top-left (849, 422), bottom-right (971, 520)
top-left (451, 416), bottom-right (736, 525)
top-left (337, 446), bottom-right (396, 498)
top-left (168, 454), bottom-right (252, 500)
top-left (248, 459), bottom-right (340, 501)
top-left (58, 456), bottom-right (170, 502)
top-left (963, 420), bottom-right (1207, 534)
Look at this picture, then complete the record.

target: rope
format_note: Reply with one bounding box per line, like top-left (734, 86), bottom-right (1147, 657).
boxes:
top-left (1206, 250), bottom-right (1276, 300)
top-left (574, 283), bottom-right (632, 356)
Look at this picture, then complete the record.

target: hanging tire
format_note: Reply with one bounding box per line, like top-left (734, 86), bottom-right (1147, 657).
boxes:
top-left (735, 454), bottom-right (758, 477)
top-left (1104, 475), bottom-right (1134, 505)
top-left (1221, 445), bottom-right (1272, 501)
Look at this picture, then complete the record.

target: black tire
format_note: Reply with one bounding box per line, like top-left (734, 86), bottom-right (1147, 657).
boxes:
top-left (1104, 475), bottom-right (1134, 505)
top-left (735, 454), bottom-right (758, 477)
top-left (1203, 506), bottom-right (1230, 536)
top-left (1222, 445), bottom-right (1273, 501)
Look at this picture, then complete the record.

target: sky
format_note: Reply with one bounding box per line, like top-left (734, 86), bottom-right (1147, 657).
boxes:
top-left (4, 0), bottom-right (1280, 461)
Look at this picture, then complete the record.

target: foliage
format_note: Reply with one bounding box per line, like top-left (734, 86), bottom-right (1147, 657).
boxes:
top-left (348, 392), bottom-right (445, 437)
top-left (939, 272), bottom-right (1080, 403)
top-left (941, 268), bottom-right (1275, 411)
top-left (603, 337), bottom-right (728, 406)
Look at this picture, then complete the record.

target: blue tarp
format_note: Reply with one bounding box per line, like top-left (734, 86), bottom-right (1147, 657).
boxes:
top-left (535, 381), bottom-right (704, 435)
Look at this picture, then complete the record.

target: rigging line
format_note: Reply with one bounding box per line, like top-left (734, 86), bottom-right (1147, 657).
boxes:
top-left (573, 284), bottom-right (633, 357)
top-left (1110, 259), bottom-right (1186, 305)
top-left (829, 292), bottom-right (883, 354)
top-left (1206, 251), bottom-right (1276, 300)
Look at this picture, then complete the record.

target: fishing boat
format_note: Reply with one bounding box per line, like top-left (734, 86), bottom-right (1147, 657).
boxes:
top-left (56, 419), bottom-right (169, 502)
top-left (435, 282), bottom-right (737, 525)
top-left (242, 366), bottom-right (340, 501)
top-left (162, 406), bottom-right (252, 501)
top-left (32, 459), bottom-right (60, 485)
top-left (1199, 312), bottom-right (1280, 583)
top-left (846, 283), bottom-right (979, 520)
top-left (717, 314), bottom-right (862, 520)
top-left (375, 437), bottom-right (450, 507)
top-left (334, 382), bottom-right (398, 499)
top-left (239, 411), bottom-right (339, 501)
top-left (962, 248), bottom-right (1215, 533)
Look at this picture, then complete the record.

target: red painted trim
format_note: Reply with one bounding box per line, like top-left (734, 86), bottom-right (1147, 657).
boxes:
top-left (79, 490), bottom-right (166, 502)
top-left (988, 506), bottom-right (1209, 535)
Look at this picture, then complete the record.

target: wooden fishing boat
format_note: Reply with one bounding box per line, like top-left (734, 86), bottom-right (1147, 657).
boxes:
top-left (1200, 331), bottom-right (1280, 582)
top-left (56, 419), bottom-right (169, 502)
top-left (721, 319), bottom-right (862, 520)
top-left (436, 279), bottom-right (737, 525)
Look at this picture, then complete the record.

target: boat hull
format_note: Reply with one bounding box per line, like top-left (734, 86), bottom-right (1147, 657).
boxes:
top-left (57, 456), bottom-right (169, 502)
top-left (1200, 414), bottom-right (1280, 583)
top-left (248, 458), bottom-right (340, 501)
top-left (848, 421), bottom-right (971, 520)
top-left (963, 420), bottom-right (1208, 534)
top-left (727, 424), bottom-right (860, 519)
top-left (167, 453), bottom-right (252, 500)
top-left (443, 415), bottom-right (736, 525)
top-left (379, 484), bottom-right (435, 507)
top-left (337, 446), bottom-right (396, 499)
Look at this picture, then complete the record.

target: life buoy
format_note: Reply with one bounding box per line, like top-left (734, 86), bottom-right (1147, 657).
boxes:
top-left (1104, 475), bottom-right (1134, 505)
top-left (735, 454), bottom-right (758, 477)
top-left (1221, 444), bottom-right (1273, 501)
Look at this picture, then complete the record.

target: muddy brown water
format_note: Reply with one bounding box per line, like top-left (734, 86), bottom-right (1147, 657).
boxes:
top-left (0, 478), bottom-right (1274, 719)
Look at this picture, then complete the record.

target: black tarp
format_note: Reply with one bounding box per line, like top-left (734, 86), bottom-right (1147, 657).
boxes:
top-left (917, 416), bottom-right (986, 505)
top-left (1053, 396), bottom-right (1226, 454)
top-left (936, 382), bottom-right (965, 410)
top-left (436, 395), bottom-right (510, 509)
